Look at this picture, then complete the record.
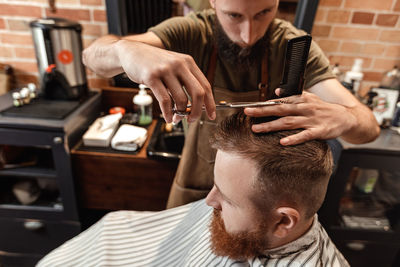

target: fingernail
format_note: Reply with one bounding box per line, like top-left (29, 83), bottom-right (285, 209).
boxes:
top-left (211, 111), bottom-right (216, 120)
top-left (281, 138), bottom-right (289, 145)
top-left (252, 125), bottom-right (261, 132)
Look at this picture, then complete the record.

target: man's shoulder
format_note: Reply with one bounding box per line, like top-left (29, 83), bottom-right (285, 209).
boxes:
top-left (268, 18), bottom-right (308, 42)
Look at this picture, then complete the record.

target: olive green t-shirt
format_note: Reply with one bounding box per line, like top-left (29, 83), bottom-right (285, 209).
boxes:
top-left (149, 9), bottom-right (334, 97)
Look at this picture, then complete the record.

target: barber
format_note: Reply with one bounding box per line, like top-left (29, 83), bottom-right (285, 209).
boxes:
top-left (82, 0), bottom-right (380, 208)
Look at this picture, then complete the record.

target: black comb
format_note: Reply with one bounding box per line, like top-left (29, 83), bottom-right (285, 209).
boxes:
top-left (279, 35), bottom-right (312, 98)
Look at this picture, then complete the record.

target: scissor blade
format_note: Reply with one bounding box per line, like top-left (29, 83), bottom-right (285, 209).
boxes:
top-left (217, 100), bottom-right (283, 109)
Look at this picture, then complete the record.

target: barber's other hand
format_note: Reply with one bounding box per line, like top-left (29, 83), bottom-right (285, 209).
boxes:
top-left (244, 89), bottom-right (356, 146)
top-left (116, 40), bottom-right (216, 123)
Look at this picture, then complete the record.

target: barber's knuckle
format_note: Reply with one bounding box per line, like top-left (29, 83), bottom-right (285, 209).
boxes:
top-left (182, 54), bottom-right (194, 64)
top-left (303, 130), bottom-right (314, 140)
top-left (158, 96), bottom-right (171, 107)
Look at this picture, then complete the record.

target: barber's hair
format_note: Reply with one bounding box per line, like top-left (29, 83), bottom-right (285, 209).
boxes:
top-left (210, 112), bottom-right (333, 219)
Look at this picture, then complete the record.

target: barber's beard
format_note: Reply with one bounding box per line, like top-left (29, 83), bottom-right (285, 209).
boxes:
top-left (213, 18), bottom-right (269, 70)
top-left (209, 209), bottom-right (270, 260)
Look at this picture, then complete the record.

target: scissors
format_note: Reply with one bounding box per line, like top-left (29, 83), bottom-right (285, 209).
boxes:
top-left (173, 100), bottom-right (287, 116)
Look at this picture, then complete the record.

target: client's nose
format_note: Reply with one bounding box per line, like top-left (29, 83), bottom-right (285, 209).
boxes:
top-left (205, 186), bottom-right (221, 210)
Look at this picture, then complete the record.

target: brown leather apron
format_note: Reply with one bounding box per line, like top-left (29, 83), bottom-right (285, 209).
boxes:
top-left (166, 47), bottom-right (271, 208)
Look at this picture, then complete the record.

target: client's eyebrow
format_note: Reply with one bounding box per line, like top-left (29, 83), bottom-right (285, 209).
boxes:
top-left (214, 183), bottom-right (238, 206)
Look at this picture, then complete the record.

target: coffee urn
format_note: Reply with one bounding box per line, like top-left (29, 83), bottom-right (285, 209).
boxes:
top-left (30, 18), bottom-right (87, 100)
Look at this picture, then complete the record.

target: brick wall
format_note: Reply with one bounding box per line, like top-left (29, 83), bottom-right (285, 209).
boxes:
top-left (0, 0), bottom-right (108, 88)
top-left (313, 0), bottom-right (400, 93)
top-left (0, 0), bottom-right (399, 92)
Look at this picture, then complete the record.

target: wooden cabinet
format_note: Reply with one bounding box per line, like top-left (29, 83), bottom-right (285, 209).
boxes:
top-left (71, 87), bottom-right (178, 212)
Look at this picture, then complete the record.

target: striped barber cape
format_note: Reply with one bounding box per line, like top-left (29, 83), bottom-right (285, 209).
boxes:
top-left (37, 199), bottom-right (349, 267)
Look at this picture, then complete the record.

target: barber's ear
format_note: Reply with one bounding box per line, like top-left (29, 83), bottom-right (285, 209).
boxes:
top-left (209, 0), bottom-right (216, 8)
top-left (273, 207), bottom-right (300, 238)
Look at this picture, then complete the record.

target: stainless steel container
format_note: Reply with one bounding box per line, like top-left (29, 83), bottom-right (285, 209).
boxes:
top-left (30, 18), bottom-right (87, 99)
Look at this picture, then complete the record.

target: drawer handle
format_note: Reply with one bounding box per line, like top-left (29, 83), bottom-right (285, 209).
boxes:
top-left (24, 220), bottom-right (44, 231)
top-left (346, 241), bottom-right (366, 251)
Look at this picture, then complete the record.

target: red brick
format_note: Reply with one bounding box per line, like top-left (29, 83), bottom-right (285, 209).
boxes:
top-left (380, 30), bottom-right (400, 43)
top-left (14, 74), bottom-right (39, 88)
top-left (0, 19), bottom-right (5, 29)
top-left (352, 12), bottom-right (374, 25)
top-left (311, 25), bottom-right (332, 37)
top-left (364, 71), bottom-right (383, 82)
top-left (0, 47), bottom-right (13, 58)
top-left (373, 59), bottom-right (400, 70)
top-left (7, 19), bottom-right (30, 31)
top-left (317, 39), bottom-right (340, 53)
top-left (0, 4), bottom-right (42, 17)
top-left (328, 55), bottom-right (372, 68)
top-left (14, 47), bottom-right (36, 59)
top-left (58, 0), bottom-right (80, 4)
top-left (376, 14), bottom-right (399, 27)
top-left (315, 8), bottom-right (327, 23)
top-left (319, 0), bottom-right (342, 7)
top-left (394, 0), bottom-right (400, 12)
top-left (327, 10), bottom-right (350, 23)
top-left (45, 8), bottom-right (91, 21)
top-left (345, 0), bottom-right (393, 10)
top-left (81, 0), bottom-right (103, 6)
top-left (332, 26), bottom-right (379, 41)
top-left (340, 42), bottom-right (362, 53)
top-left (93, 10), bottom-right (107, 22)
top-left (83, 37), bottom-right (96, 49)
top-left (385, 45), bottom-right (400, 57)
top-left (8, 61), bottom-right (38, 73)
top-left (82, 23), bottom-right (102, 37)
top-left (362, 43), bottom-right (386, 55)
top-left (0, 33), bottom-right (33, 45)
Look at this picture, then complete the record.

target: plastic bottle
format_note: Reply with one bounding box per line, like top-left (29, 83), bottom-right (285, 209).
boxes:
top-left (344, 59), bottom-right (364, 95)
top-left (380, 65), bottom-right (400, 90)
top-left (332, 63), bottom-right (343, 81)
top-left (133, 84), bottom-right (153, 126)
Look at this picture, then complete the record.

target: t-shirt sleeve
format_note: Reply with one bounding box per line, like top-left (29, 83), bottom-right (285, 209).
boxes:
top-left (304, 40), bottom-right (336, 89)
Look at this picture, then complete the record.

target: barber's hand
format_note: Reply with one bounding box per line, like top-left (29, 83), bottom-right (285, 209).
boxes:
top-left (244, 89), bottom-right (356, 146)
top-left (116, 40), bottom-right (216, 123)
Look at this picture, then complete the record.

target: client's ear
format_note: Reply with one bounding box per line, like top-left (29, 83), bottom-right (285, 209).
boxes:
top-left (272, 207), bottom-right (300, 238)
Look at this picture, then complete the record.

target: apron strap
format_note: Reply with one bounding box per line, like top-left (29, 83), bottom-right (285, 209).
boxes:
top-left (206, 45), bottom-right (218, 88)
top-left (258, 50), bottom-right (268, 101)
top-left (206, 46), bottom-right (269, 101)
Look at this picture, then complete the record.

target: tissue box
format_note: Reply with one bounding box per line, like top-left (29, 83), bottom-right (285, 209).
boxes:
top-left (82, 113), bottom-right (122, 147)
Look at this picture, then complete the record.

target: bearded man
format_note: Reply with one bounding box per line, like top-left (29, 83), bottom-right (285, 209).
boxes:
top-left (37, 112), bottom-right (349, 266)
top-left (82, 0), bottom-right (379, 208)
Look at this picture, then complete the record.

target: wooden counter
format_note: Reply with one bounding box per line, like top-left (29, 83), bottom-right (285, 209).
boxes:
top-left (71, 87), bottom-right (178, 212)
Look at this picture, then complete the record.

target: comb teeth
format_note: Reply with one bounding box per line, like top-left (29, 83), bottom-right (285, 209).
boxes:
top-left (280, 35), bottom-right (312, 97)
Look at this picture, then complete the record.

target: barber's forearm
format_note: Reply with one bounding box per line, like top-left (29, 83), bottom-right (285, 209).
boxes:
top-left (82, 35), bottom-right (125, 78)
top-left (340, 104), bottom-right (380, 144)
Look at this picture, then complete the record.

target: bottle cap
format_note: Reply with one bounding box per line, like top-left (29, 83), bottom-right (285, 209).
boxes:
top-left (109, 106), bottom-right (126, 115)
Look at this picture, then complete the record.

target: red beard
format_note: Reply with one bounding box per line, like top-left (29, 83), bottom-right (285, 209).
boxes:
top-left (209, 209), bottom-right (269, 260)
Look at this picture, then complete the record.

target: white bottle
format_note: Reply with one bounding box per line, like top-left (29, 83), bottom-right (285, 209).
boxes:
top-left (344, 59), bottom-right (364, 94)
top-left (133, 84), bottom-right (153, 126)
